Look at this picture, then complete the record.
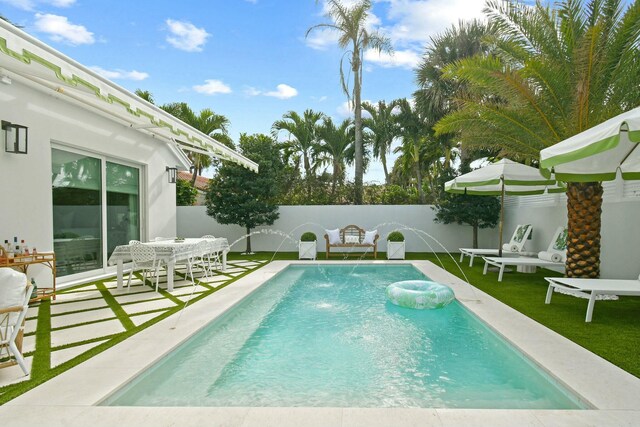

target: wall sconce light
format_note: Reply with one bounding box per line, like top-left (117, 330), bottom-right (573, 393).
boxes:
top-left (2, 121), bottom-right (28, 154)
top-left (166, 166), bottom-right (177, 184)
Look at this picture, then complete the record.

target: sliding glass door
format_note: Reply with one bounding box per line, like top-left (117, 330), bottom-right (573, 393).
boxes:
top-left (52, 148), bottom-right (141, 277)
top-left (106, 162), bottom-right (140, 257)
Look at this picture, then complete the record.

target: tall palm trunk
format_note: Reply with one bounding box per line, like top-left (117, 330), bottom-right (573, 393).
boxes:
top-left (331, 160), bottom-right (339, 197)
top-left (380, 150), bottom-right (390, 184)
top-left (353, 54), bottom-right (363, 205)
top-left (415, 160), bottom-right (425, 204)
top-left (566, 182), bottom-right (602, 278)
top-left (303, 151), bottom-right (312, 197)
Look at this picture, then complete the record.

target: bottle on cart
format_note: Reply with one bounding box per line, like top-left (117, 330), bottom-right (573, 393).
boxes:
top-left (21, 239), bottom-right (28, 255)
top-left (13, 237), bottom-right (20, 256)
top-left (30, 278), bottom-right (38, 300)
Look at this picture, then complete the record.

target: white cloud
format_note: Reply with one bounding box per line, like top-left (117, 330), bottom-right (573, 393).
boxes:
top-left (264, 83), bottom-right (298, 99)
top-left (305, 27), bottom-right (340, 51)
top-left (336, 99), bottom-right (373, 118)
top-left (165, 19), bottom-right (209, 52)
top-left (364, 48), bottom-right (420, 69)
top-left (245, 0), bottom-right (257, 3)
top-left (193, 79), bottom-right (232, 95)
top-left (246, 84), bottom-right (298, 99)
top-left (89, 66), bottom-right (149, 81)
top-left (244, 86), bottom-right (262, 96)
top-left (0, 0), bottom-right (75, 10)
top-left (34, 13), bottom-right (94, 45)
top-left (49, 0), bottom-right (75, 6)
top-left (381, 0), bottom-right (486, 47)
top-left (309, 0), bottom-right (486, 70)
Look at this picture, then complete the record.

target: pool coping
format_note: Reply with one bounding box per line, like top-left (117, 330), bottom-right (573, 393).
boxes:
top-left (2, 260), bottom-right (639, 426)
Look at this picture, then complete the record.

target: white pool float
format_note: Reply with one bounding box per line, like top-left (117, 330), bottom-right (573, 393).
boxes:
top-left (386, 280), bottom-right (455, 309)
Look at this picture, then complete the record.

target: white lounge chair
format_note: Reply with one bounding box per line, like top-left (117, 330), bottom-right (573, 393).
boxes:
top-left (482, 226), bottom-right (567, 281)
top-left (459, 224), bottom-right (533, 266)
top-left (0, 268), bottom-right (33, 376)
top-left (544, 276), bottom-right (640, 322)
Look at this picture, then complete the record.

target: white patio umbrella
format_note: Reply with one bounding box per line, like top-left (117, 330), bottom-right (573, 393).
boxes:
top-left (445, 158), bottom-right (563, 256)
top-left (540, 106), bottom-right (640, 181)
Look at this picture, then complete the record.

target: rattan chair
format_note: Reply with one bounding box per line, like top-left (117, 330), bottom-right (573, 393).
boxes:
top-left (0, 268), bottom-right (33, 376)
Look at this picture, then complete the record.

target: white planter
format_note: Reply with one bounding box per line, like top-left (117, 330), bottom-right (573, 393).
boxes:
top-left (387, 241), bottom-right (405, 259)
top-left (299, 241), bottom-right (317, 260)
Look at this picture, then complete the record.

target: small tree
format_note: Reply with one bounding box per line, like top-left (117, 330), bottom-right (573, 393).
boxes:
top-left (176, 178), bottom-right (197, 206)
top-left (433, 167), bottom-right (500, 248)
top-left (205, 133), bottom-right (282, 253)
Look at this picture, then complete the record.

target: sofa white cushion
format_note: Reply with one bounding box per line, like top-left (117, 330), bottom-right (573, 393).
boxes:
top-left (326, 229), bottom-right (341, 245)
top-left (344, 235), bottom-right (359, 244)
top-left (0, 268), bottom-right (27, 326)
top-left (362, 230), bottom-right (377, 245)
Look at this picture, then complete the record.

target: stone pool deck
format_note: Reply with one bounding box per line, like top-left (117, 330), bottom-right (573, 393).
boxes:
top-left (1, 260), bottom-right (639, 426)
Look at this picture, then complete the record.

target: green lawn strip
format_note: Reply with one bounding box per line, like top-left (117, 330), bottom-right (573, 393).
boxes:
top-left (0, 262), bottom-right (263, 405)
top-left (95, 281), bottom-right (136, 331)
top-left (415, 253), bottom-right (640, 378)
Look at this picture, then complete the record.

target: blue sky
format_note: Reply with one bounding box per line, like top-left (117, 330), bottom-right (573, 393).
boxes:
top-left (1, 0), bottom-right (515, 181)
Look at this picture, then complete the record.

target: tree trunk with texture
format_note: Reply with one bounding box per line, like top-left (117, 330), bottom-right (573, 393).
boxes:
top-left (353, 56), bottom-right (363, 205)
top-left (566, 182), bottom-right (602, 278)
top-left (381, 150), bottom-right (390, 184)
top-left (472, 224), bottom-right (478, 249)
top-left (245, 227), bottom-right (252, 254)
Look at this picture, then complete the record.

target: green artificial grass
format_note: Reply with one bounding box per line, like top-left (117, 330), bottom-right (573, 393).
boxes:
top-left (1, 253), bottom-right (638, 406)
top-left (0, 262), bottom-right (266, 405)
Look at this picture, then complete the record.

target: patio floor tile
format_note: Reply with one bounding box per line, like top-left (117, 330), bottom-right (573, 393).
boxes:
top-left (51, 340), bottom-right (108, 368)
top-left (50, 298), bottom-right (108, 315)
top-left (51, 307), bottom-right (116, 329)
top-left (50, 319), bottom-right (125, 348)
top-left (120, 298), bottom-right (177, 315)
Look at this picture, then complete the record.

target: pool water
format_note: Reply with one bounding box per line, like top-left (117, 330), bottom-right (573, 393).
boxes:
top-left (104, 264), bottom-right (584, 408)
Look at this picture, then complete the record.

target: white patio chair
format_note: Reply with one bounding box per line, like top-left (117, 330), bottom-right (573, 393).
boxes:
top-left (0, 268), bottom-right (33, 376)
top-left (482, 226), bottom-right (568, 281)
top-left (129, 240), bottom-right (141, 245)
top-left (128, 244), bottom-right (164, 292)
top-left (459, 224), bottom-right (533, 266)
top-left (189, 241), bottom-right (211, 281)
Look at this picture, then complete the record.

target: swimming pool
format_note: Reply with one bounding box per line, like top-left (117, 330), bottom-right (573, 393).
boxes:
top-left (103, 264), bottom-right (584, 409)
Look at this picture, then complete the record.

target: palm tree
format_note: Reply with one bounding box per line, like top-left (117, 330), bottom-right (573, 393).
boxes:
top-left (434, 0), bottom-right (640, 278)
top-left (315, 117), bottom-right (354, 196)
top-left (394, 99), bottom-right (436, 204)
top-left (307, 0), bottom-right (392, 205)
top-left (362, 100), bottom-right (400, 184)
top-left (162, 102), bottom-right (231, 186)
top-left (134, 89), bottom-right (155, 104)
top-left (272, 109), bottom-right (325, 192)
top-left (414, 19), bottom-right (494, 168)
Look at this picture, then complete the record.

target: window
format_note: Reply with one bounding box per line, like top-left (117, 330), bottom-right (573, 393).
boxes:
top-left (52, 148), bottom-right (141, 277)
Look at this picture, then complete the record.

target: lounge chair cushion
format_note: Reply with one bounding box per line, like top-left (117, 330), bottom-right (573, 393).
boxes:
top-left (326, 229), bottom-right (341, 245)
top-left (345, 235), bottom-right (359, 244)
top-left (0, 268), bottom-right (27, 325)
top-left (362, 230), bottom-right (377, 245)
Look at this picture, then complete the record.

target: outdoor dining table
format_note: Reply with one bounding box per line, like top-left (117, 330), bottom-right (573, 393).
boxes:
top-left (107, 237), bottom-right (229, 292)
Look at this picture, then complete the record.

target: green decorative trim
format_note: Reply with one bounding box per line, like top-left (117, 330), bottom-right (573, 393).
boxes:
top-left (541, 128), bottom-right (640, 170)
top-left (621, 171), bottom-right (640, 180)
top-left (553, 172), bottom-right (618, 182)
top-left (0, 36), bottom-right (253, 170)
top-left (446, 188), bottom-right (548, 196)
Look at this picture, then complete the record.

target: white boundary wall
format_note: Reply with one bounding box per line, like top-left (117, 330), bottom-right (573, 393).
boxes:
top-left (179, 178), bottom-right (640, 279)
top-left (503, 178), bottom-right (640, 279)
top-left (177, 205), bottom-right (500, 255)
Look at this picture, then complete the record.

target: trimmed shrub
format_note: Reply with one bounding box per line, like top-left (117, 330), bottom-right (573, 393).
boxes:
top-left (300, 232), bottom-right (317, 242)
top-left (387, 231), bottom-right (405, 242)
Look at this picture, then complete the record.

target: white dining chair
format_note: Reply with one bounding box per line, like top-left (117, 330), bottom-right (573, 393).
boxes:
top-left (128, 244), bottom-right (164, 292)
